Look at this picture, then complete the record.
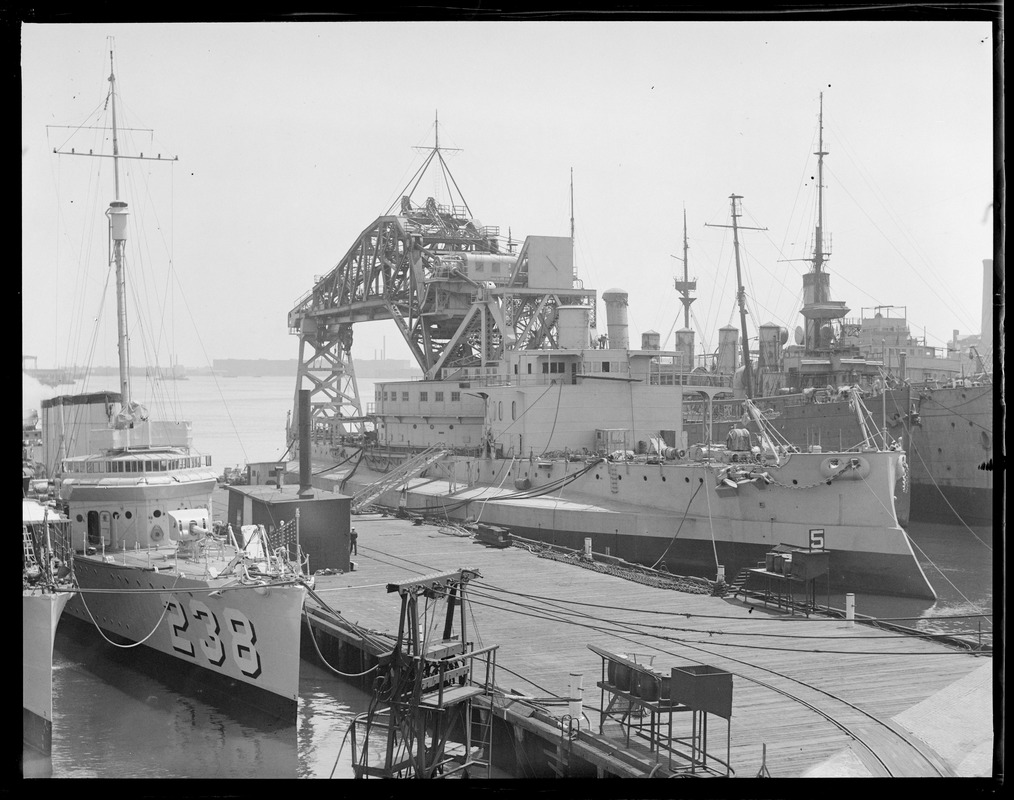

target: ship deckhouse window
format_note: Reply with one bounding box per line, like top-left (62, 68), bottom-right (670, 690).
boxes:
top-left (451, 392), bottom-right (460, 402)
top-left (402, 392), bottom-right (409, 401)
top-left (383, 392), bottom-right (388, 401)
top-left (602, 362), bottom-right (610, 372)
top-left (435, 392), bottom-right (444, 401)
top-left (420, 392), bottom-right (428, 401)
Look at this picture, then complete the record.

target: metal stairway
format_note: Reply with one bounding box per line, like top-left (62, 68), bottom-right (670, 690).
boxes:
top-left (351, 446), bottom-right (449, 513)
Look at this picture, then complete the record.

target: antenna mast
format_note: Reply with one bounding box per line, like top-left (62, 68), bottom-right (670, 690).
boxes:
top-left (813, 91), bottom-right (829, 281)
top-left (672, 205), bottom-right (696, 330)
top-left (570, 167), bottom-right (578, 284)
top-left (706, 195), bottom-right (767, 399)
top-left (108, 47), bottom-right (131, 407)
top-left (53, 41), bottom-right (178, 408)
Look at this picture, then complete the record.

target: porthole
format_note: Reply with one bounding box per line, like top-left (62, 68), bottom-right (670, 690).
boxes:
top-left (449, 424), bottom-right (454, 430)
top-left (125, 511), bottom-right (133, 519)
top-left (684, 477), bottom-right (690, 483)
top-left (113, 512), bottom-right (120, 519)
top-left (413, 424), bottom-right (417, 429)
top-left (642, 475), bottom-right (648, 481)
top-left (430, 424), bottom-right (435, 430)
top-left (153, 509), bottom-right (162, 518)
top-left (792, 479), bottom-right (798, 485)
top-left (75, 514), bottom-right (84, 523)
top-left (661, 476), bottom-right (666, 482)
top-left (595, 473), bottom-right (601, 479)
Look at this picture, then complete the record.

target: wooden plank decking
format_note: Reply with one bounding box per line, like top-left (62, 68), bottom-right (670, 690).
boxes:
top-left (307, 512), bottom-right (994, 779)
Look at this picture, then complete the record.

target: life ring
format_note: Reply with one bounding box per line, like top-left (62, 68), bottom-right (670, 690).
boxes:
top-left (150, 524), bottom-right (164, 542)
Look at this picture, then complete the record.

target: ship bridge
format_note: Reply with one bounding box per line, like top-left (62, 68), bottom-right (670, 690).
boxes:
top-left (287, 122), bottom-right (595, 445)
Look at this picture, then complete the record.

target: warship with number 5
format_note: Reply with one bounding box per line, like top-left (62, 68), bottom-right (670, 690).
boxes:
top-left (45, 47), bottom-right (308, 717)
top-left (283, 118), bottom-right (935, 600)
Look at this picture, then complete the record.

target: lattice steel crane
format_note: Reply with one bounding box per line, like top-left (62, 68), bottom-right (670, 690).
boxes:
top-left (287, 120), bottom-right (595, 453)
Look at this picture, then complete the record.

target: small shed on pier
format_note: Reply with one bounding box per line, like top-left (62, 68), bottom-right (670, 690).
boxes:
top-left (223, 484), bottom-right (351, 573)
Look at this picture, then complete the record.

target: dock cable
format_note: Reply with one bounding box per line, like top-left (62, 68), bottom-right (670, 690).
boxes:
top-left (856, 471), bottom-right (992, 627)
top-left (650, 478), bottom-right (703, 570)
top-left (466, 583), bottom-right (989, 644)
top-left (390, 457), bottom-right (602, 517)
top-left (454, 585), bottom-right (985, 655)
top-left (572, 611), bottom-right (954, 777)
top-left (466, 585), bottom-right (991, 625)
top-left (904, 439), bottom-right (993, 547)
top-left (75, 573), bottom-right (184, 649)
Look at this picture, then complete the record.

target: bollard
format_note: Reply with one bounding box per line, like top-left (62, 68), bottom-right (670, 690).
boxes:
top-left (845, 592), bottom-right (855, 627)
top-left (568, 672), bottom-right (583, 725)
top-left (584, 538), bottom-right (592, 559)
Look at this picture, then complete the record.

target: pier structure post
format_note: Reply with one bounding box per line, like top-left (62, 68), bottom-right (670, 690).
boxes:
top-left (845, 593), bottom-right (855, 627)
top-left (568, 672), bottom-right (584, 725)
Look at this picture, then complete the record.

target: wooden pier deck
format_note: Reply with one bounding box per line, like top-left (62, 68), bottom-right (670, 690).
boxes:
top-left (304, 512), bottom-right (994, 779)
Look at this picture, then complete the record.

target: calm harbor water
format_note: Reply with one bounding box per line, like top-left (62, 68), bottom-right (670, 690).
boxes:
top-left (23, 375), bottom-right (995, 779)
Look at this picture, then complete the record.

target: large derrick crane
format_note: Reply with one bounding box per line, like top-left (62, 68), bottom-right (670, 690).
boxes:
top-left (287, 123), bottom-right (595, 453)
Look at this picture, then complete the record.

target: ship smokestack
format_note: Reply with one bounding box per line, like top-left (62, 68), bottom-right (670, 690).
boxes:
top-left (717, 326), bottom-right (739, 374)
top-left (299, 388), bottom-right (313, 497)
top-left (675, 328), bottom-right (695, 373)
top-left (601, 289), bottom-right (629, 350)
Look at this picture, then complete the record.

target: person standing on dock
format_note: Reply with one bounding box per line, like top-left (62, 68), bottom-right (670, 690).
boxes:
top-left (350, 527), bottom-right (358, 555)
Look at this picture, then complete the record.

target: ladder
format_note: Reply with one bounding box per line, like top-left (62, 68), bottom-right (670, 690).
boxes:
top-left (729, 565), bottom-right (759, 599)
top-left (607, 461), bottom-right (620, 494)
top-left (23, 525), bottom-right (38, 570)
top-left (351, 446), bottom-right (449, 513)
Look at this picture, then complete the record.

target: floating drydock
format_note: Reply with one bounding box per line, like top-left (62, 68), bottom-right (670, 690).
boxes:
top-left (301, 512), bottom-right (993, 779)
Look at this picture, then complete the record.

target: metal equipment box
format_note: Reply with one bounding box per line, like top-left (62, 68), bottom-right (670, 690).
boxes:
top-left (670, 664), bottom-right (733, 719)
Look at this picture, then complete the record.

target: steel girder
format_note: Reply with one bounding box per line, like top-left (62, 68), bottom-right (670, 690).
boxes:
top-left (288, 200), bottom-right (597, 441)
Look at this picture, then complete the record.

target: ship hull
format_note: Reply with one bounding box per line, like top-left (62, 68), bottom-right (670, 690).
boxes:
top-left (686, 384), bottom-right (994, 525)
top-left (347, 450), bottom-right (936, 600)
top-left (23, 591), bottom-right (71, 754)
top-left (65, 555), bottom-right (305, 718)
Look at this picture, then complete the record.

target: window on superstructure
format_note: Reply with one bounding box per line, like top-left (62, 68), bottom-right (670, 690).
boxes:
top-left (383, 392), bottom-right (388, 401)
top-left (420, 392), bottom-right (428, 401)
top-left (602, 362), bottom-right (610, 372)
top-left (402, 392), bottom-right (409, 401)
top-left (451, 391), bottom-right (460, 402)
top-left (435, 392), bottom-right (444, 401)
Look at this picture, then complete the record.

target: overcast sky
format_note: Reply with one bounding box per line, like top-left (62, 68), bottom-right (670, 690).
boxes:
top-left (21, 20), bottom-right (997, 374)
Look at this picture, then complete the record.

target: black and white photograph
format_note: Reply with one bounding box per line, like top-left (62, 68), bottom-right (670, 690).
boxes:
top-left (21, 12), bottom-right (999, 784)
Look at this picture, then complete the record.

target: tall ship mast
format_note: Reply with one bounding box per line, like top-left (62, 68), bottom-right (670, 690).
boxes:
top-left (45, 44), bottom-right (309, 716)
